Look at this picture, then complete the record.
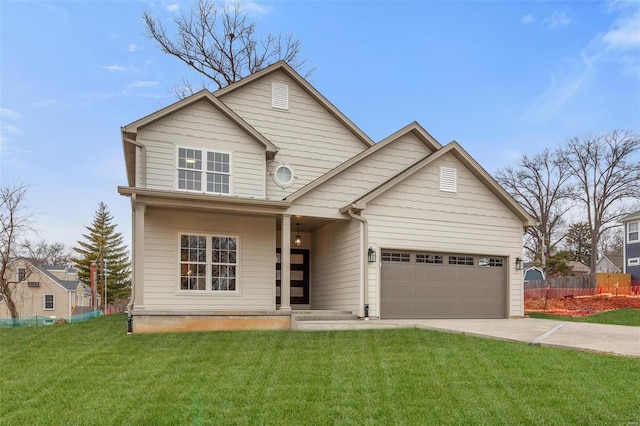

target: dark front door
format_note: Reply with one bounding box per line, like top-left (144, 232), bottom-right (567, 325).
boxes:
top-left (276, 248), bottom-right (310, 305)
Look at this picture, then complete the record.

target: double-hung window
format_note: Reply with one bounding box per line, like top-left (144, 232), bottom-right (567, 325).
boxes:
top-left (44, 294), bottom-right (55, 310)
top-left (177, 148), bottom-right (230, 194)
top-left (628, 222), bottom-right (639, 243)
top-left (180, 234), bottom-right (238, 292)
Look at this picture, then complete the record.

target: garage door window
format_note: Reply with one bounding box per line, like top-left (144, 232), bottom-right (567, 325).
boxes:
top-left (479, 258), bottom-right (503, 267)
top-left (449, 256), bottom-right (474, 266)
top-left (382, 252), bottom-right (411, 263)
top-left (416, 254), bottom-right (443, 264)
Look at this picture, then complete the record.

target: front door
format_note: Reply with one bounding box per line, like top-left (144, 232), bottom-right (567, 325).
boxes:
top-left (276, 248), bottom-right (310, 305)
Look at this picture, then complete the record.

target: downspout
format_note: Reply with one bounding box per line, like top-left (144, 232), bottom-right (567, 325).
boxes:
top-left (348, 208), bottom-right (369, 318)
top-left (126, 193), bottom-right (136, 334)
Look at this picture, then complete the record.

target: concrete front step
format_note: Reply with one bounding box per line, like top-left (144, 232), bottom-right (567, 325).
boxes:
top-left (290, 311), bottom-right (358, 330)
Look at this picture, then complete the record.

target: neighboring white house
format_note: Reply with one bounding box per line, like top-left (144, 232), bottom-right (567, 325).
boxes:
top-left (595, 255), bottom-right (622, 274)
top-left (0, 261), bottom-right (94, 322)
top-left (118, 61), bottom-right (536, 333)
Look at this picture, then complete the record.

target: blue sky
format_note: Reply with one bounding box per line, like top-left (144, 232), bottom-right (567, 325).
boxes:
top-left (1, 0), bottom-right (639, 251)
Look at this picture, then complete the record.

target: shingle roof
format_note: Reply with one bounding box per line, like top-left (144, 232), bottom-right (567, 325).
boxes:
top-left (32, 263), bottom-right (91, 294)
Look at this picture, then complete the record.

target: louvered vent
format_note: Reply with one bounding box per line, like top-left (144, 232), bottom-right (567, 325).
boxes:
top-left (440, 167), bottom-right (457, 192)
top-left (271, 81), bottom-right (289, 110)
top-left (27, 281), bottom-right (40, 287)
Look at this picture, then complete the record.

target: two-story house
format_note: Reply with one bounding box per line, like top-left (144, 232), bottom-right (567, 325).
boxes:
top-left (622, 211), bottom-right (640, 282)
top-left (0, 261), bottom-right (93, 322)
top-left (118, 61), bottom-right (536, 333)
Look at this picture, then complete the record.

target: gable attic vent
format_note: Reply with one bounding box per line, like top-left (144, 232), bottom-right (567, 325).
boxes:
top-left (271, 81), bottom-right (289, 110)
top-left (27, 281), bottom-right (40, 287)
top-left (440, 167), bottom-right (457, 193)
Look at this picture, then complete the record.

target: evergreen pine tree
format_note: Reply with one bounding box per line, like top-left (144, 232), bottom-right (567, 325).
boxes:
top-left (71, 202), bottom-right (131, 306)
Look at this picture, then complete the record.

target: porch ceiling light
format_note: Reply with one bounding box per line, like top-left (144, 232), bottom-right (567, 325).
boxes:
top-left (294, 223), bottom-right (302, 247)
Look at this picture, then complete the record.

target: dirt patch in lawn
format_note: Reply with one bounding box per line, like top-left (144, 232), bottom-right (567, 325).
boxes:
top-left (525, 293), bottom-right (640, 317)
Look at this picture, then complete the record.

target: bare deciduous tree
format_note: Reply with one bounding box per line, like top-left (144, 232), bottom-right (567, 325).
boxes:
top-left (21, 239), bottom-right (71, 265)
top-left (0, 184), bottom-right (33, 319)
top-left (495, 149), bottom-right (573, 272)
top-left (143, 0), bottom-right (308, 96)
top-left (558, 130), bottom-right (640, 279)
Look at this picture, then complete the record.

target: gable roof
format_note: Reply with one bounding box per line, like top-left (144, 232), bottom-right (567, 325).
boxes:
top-left (32, 263), bottom-right (91, 294)
top-left (121, 90), bottom-right (279, 186)
top-left (122, 89), bottom-right (278, 153)
top-left (596, 255), bottom-right (623, 272)
top-left (339, 141), bottom-right (537, 227)
top-left (286, 122), bottom-right (441, 202)
top-left (567, 260), bottom-right (590, 274)
top-left (215, 61), bottom-right (375, 148)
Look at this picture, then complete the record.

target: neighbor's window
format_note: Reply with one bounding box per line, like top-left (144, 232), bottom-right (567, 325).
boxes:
top-left (17, 268), bottom-right (26, 281)
top-left (449, 256), bottom-right (474, 266)
top-left (628, 222), bottom-right (639, 243)
top-left (177, 148), bottom-right (230, 194)
top-left (44, 294), bottom-right (55, 310)
top-left (629, 258), bottom-right (640, 267)
top-left (180, 234), bottom-right (238, 292)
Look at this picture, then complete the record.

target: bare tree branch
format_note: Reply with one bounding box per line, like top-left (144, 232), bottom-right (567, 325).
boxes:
top-left (495, 149), bottom-right (574, 271)
top-left (0, 184), bottom-right (33, 318)
top-left (558, 130), bottom-right (640, 280)
top-left (143, 0), bottom-right (309, 96)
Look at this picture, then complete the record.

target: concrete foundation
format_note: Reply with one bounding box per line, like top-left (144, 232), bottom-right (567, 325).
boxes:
top-left (130, 309), bottom-right (356, 333)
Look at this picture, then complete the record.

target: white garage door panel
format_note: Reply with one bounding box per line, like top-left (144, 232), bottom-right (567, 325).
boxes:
top-left (380, 251), bottom-right (506, 319)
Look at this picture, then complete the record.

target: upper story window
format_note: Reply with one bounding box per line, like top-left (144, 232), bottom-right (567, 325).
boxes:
top-left (271, 81), bottom-right (289, 110)
top-left (177, 148), bottom-right (230, 194)
top-left (272, 164), bottom-right (295, 188)
top-left (628, 222), bottom-right (639, 243)
top-left (17, 268), bottom-right (26, 282)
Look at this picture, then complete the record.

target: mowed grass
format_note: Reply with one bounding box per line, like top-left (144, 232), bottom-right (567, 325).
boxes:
top-left (1, 315), bottom-right (639, 425)
top-left (528, 308), bottom-right (640, 326)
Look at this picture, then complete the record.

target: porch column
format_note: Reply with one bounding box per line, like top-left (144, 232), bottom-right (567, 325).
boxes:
top-left (280, 214), bottom-right (291, 311)
top-left (132, 201), bottom-right (146, 308)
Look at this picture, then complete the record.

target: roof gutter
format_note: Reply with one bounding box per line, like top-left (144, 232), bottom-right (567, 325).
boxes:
top-left (347, 208), bottom-right (369, 318)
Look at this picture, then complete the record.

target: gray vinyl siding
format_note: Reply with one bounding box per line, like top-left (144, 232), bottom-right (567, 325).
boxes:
top-left (294, 133), bottom-right (432, 210)
top-left (311, 220), bottom-right (361, 312)
top-left (625, 221), bottom-right (640, 280)
top-left (138, 100), bottom-right (266, 198)
top-left (364, 153), bottom-right (524, 317)
top-left (141, 209), bottom-right (276, 311)
top-left (219, 70), bottom-right (366, 200)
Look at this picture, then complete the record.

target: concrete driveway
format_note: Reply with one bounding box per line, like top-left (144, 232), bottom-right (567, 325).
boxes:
top-left (295, 318), bottom-right (640, 357)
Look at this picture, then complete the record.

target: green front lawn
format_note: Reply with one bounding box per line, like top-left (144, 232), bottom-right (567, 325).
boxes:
top-left (528, 308), bottom-right (640, 326)
top-left (1, 314), bottom-right (638, 425)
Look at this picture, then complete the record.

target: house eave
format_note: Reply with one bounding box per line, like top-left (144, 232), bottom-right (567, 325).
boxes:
top-left (118, 187), bottom-right (291, 215)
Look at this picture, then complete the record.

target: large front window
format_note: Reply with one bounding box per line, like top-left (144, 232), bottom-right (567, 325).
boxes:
top-left (180, 234), bottom-right (238, 292)
top-left (628, 222), bottom-right (639, 243)
top-left (177, 148), bottom-right (230, 194)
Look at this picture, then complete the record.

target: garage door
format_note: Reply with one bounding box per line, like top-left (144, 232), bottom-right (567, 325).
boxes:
top-left (380, 250), bottom-right (506, 319)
